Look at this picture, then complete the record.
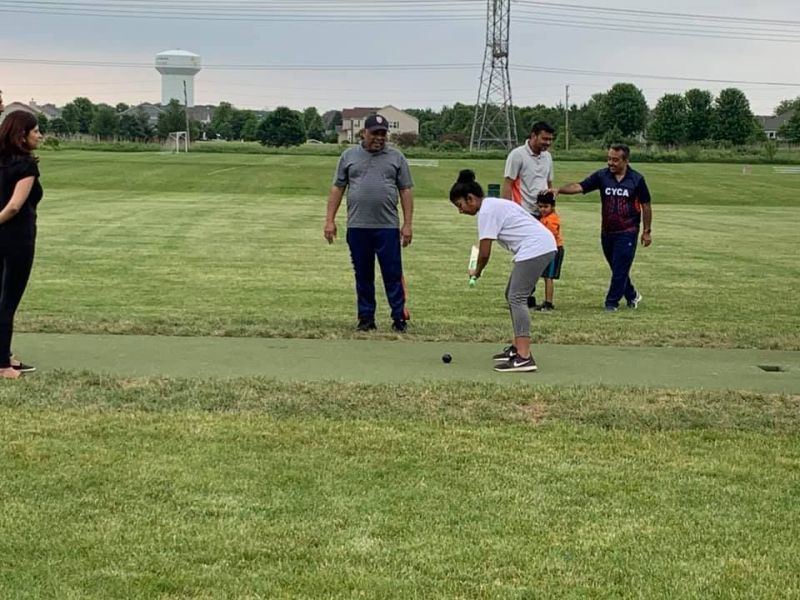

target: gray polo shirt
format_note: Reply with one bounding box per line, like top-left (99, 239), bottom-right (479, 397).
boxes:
top-left (504, 143), bottom-right (554, 216)
top-left (333, 144), bottom-right (414, 228)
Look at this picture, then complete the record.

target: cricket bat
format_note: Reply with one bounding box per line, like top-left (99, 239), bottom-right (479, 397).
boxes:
top-left (468, 245), bottom-right (479, 288)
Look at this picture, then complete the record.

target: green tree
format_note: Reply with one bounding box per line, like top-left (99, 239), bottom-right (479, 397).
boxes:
top-left (137, 110), bottom-right (155, 139)
top-left (118, 113), bottom-right (142, 140)
top-left (302, 107), bottom-right (325, 140)
top-left (712, 88), bottom-right (755, 145)
top-left (210, 101), bottom-right (235, 139)
top-left (118, 109), bottom-right (154, 140)
top-left (684, 89), bottom-right (714, 142)
top-left (49, 117), bottom-right (71, 136)
top-left (778, 109), bottom-right (800, 143)
top-left (115, 102), bottom-right (130, 113)
top-left (322, 109), bottom-right (342, 134)
top-left (601, 83), bottom-right (648, 137)
top-left (406, 108), bottom-right (441, 144)
top-left (516, 104), bottom-right (563, 142)
top-left (157, 99), bottom-right (187, 138)
top-left (571, 93), bottom-right (606, 140)
top-left (61, 97), bottom-right (96, 134)
top-left (775, 97), bottom-right (800, 115)
top-left (438, 103), bottom-right (474, 141)
top-left (36, 113), bottom-right (49, 135)
top-left (257, 106), bottom-right (305, 147)
top-left (91, 105), bottom-right (119, 139)
top-left (233, 110), bottom-right (259, 141)
top-left (648, 94), bottom-right (688, 147)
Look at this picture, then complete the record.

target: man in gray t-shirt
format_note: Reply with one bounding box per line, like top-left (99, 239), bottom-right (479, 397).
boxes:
top-left (324, 113), bottom-right (414, 332)
top-left (502, 120), bottom-right (556, 308)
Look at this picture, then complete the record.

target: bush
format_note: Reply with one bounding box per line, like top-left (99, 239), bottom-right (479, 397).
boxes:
top-left (41, 137), bottom-right (61, 150)
top-left (684, 145), bottom-right (701, 162)
top-left (438, 140), bottom-right (464, 152)
top-left (391, 132), bottom-right (419, 148)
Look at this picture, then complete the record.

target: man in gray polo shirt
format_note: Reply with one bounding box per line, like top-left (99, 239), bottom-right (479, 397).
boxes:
top-left (324, 113), bottom-right (414, 332)
top-left (502, 120), bottom-right (555, 307)
top-left (502, 121), bottom-right (555, 217)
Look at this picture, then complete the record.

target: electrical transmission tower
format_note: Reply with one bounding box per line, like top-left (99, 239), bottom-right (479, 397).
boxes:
top-left (470, 0), bottom-right (517, 151)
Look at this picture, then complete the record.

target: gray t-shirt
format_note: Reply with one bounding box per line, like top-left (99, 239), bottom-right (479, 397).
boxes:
top-left (333, 144), bottom-right (414, 228)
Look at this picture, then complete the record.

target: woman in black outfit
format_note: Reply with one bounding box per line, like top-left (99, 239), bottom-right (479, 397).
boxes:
top-left (0, 110), bottom-right (44, 379)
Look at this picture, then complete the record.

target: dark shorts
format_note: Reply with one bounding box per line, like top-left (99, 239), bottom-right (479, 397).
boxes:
top-left (541, 246), bottom-right (564, 280)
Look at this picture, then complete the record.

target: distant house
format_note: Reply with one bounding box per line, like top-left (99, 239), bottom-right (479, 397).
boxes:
top-left (29, 101), bottom-right (61, 120)
top-left (124, 103), bottom-right (215, 127)
top-left (128, 102), bottom-right (164, 126)
top-left (0, 101), bottom-right (38, 125)
top-left (757, 113), bottom-right (792, 140)
top-left (187, 105), bottom-right (214, 124)
top-left (338, 105), bottom-right (419, 143)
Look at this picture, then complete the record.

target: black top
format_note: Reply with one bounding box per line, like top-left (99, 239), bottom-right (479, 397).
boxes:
top-left (0, 155), bottom-right (43, 244)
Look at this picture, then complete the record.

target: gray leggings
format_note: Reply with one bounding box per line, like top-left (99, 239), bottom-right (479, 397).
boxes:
top-left (504, 252), bottom-right (556, 338)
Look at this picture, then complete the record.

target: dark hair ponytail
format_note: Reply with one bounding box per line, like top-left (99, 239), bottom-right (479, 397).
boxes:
top-left (449, 169), bottom-right (484, 204)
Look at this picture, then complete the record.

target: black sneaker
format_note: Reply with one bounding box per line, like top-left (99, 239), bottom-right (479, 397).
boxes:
top-left (627, 292), bottom-right (642, 309)
top-left (11, 359), bottom-right (35, 373)
top-left (391, 319), bottom-right (407, 333)
top-left (527, 295), bottom-right (537, 309)
top-left (536, 302), bottom-right (554, 312)
top-left (356, 318), bottom-right (376, 332)
top-left (494, 355), bottom-right (538, 373)
top-left (492, 345), bottom-right (517, 362)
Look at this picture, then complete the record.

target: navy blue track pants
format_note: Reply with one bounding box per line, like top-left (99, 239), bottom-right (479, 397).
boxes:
top-left (346, 228), bottom-right (407, 322)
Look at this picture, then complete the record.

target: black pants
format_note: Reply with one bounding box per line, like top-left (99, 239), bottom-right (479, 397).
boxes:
top-left (0, 243), bottom-right (35, 368)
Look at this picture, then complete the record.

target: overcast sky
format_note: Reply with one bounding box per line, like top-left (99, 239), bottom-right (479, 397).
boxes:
top-left (1, 0), bottom-right (798, 115)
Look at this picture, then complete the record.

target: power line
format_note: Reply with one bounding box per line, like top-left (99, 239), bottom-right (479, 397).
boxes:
top-left (514, 15), bottom-right (800, 43)
top-left (0, 8), bottom-right (483, 23)
top-left (3, 3), bottom-right (798, 44)
top-left (518, 1), bottom-right (800, 28)
top-left (0, 57), bottom-right (480, 70)
top-left (0, 0), bottom-right (485, 21)
top-left (3, 55), bottom-right (800, 88)
top-left (511, 64), bottom-right (800, 88)
top-left (515, 9), bottom-right (800, 37)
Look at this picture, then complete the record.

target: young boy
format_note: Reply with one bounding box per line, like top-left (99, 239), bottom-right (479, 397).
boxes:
top-left (535, 192), bottom-right (564, 311)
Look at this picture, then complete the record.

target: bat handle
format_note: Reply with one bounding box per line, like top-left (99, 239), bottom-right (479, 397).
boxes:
top-left (468, 276), bottom-right (477, 288)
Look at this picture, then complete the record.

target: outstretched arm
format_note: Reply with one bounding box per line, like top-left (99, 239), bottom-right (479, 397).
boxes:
top-left (556, 182), bottom-right (583, 196)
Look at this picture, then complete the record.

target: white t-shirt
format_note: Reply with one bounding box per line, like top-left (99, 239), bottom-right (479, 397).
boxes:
top-left (503, 143), bottom-right (554, 216)
top-left (477, 197), bottom-right (557, 262)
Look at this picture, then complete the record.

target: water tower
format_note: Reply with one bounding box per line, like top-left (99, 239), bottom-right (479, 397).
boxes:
top-left (155, 49), bottom-right (201, 107)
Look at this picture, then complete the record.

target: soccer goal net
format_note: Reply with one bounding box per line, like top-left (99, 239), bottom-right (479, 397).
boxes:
top-left (164, 131), bottom-right (189, 153)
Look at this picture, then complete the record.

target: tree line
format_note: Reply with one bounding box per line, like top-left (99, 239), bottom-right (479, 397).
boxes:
top-left (35, 84), bottom-right (800, 147)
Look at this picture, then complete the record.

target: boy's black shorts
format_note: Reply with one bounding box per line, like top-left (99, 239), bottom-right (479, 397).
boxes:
top-left (541, 246), bottom-right (564, 280)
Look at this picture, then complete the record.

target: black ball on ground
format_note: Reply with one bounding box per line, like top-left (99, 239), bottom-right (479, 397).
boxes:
top-left (442, 353), bottom-right (452, 364)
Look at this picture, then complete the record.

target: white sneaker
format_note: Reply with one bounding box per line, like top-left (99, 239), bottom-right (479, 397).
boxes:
top-left (628, 292), bottom-right (643, 309)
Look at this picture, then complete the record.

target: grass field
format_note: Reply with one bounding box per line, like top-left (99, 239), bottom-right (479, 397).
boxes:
top-left (1, 150), bottom-right (799, 598)
top-left (21, 151), bottom-right (800, 349)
